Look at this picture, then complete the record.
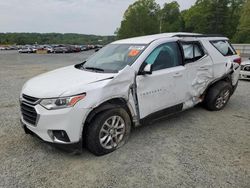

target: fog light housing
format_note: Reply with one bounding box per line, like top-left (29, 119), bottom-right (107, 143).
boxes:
top-left (48, 130), bottom-right (70, 143)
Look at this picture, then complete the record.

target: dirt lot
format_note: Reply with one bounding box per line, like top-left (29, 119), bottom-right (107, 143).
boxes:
top-left (0, 51), bottom-right (249, 188)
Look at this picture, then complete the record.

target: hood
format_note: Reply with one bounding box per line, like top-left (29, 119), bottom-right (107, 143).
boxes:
top-left (22, 65), bottom-right (115, 98)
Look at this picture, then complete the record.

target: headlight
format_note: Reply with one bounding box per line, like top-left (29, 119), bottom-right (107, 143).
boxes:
top-left (40, 94), bottom-right (86, 110)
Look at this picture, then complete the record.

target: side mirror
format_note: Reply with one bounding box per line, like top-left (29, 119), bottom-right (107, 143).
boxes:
top-left (141, 64), bottom-right (152, 75)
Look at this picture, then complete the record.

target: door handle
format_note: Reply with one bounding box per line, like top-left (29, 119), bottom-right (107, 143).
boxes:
top-left (173, 72), bottom-right (183, 77)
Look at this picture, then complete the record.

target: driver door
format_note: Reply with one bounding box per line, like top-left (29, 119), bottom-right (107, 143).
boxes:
top-left (136, 42), bottom-right (187, 119)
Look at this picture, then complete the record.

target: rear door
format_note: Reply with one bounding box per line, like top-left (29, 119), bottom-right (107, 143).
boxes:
top-left (179, 40), bottom-right (213, 106)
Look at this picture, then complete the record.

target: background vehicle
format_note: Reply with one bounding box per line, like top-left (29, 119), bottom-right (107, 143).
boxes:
top-left (240, 58), bottom-right (250, 80)
top-left (45, 46), bottom-right (54, 53)
top-left (80, 45), bottom-right (88, 51)
top-left (18, 47), bottom-right (36, 53)
top-left (53, 46), bottom-right (68, 53)
top-left (20, 33), bottom-right (240, 156)
top-left (71, 45), bottom-right (81, 53)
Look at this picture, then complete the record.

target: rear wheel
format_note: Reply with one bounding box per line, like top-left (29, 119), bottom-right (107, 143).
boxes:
top-left (86, 108), bottom-right (131, 156)
top-left (204, 81), bottom-right (232, 111)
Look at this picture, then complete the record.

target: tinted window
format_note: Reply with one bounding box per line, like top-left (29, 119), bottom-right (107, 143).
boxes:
top-left (210, 40), bottom-right (236, 56)
top-left (145, 42), bottom-right (182, 71)
top-left (181, 42), bottom-right (205, 63)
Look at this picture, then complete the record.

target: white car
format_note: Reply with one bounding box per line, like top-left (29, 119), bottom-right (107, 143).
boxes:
top-left (18, 47), bottom-right (36, 53)
top-left (20, 33), bottom-right (241, 155)
top-left (240, 58), bottom-right (250, 80)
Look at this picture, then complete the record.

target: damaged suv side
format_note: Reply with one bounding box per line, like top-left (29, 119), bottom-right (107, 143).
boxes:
top-left (20, 33), bottom-right (241, 155)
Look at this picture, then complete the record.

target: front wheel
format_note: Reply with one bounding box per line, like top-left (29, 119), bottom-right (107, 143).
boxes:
top-left (86, 108), bottom-right (131, 156)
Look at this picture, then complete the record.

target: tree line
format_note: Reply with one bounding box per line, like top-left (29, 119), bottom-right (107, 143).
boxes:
top-left (0, 33), bottom-right (115, 45)
top-left (1, 0), bottom-right (249, 45)
top-left (116, 0), bottom-right (250, 43)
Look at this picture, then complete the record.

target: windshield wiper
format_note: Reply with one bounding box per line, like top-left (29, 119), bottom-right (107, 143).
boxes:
top-left (84, 66), bottom-right (104, 72)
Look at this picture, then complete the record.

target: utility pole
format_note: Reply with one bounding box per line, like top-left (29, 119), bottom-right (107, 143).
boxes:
top-left (160, 17), bottom-right (162, 33)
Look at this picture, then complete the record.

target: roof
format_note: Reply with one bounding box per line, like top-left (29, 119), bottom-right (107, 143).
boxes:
top-left (112, 32), bottom-right (227, 44)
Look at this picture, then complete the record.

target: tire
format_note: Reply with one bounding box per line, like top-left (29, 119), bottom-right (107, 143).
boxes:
top-left (204, 81), bottom-right (233, 111)
top-left (86, 108), bottom-right (131, 156)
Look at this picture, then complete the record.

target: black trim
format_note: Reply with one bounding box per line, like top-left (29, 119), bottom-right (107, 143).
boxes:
top-left (140, 103), bottom-right (183, 125)
top-left (22, 94), bottom-right (39, 103)
top-left (138, 62), bottom-right (148, 75)
top-left (177, 41), bottom-right (185, 66)
top-left (20, 102), bottom-right (38, 126)
top-left (175, 34), bottom-right (225, 38)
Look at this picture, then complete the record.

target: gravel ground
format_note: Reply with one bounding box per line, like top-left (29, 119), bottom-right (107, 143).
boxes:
top-left (0, 51), bottom-right (249, 188)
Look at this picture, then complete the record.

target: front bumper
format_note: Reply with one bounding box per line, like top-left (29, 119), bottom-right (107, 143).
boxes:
top-left (240, 70), bottom-right (250, 80)
top-left (21, 122), bottom-right (82, 153)
top-left (20, 103), bottom-right (90, 144)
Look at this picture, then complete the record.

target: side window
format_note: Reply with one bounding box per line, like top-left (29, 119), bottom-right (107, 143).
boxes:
top-left (145, 42), bottom-right (182, 71)
top-left (181, 42), bottom-right (205, 63)
top-left (210, 40), bottom-right (236, 56)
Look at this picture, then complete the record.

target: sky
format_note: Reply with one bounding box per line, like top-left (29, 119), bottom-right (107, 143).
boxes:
top-left (0, 0), bottom-right (196, 35)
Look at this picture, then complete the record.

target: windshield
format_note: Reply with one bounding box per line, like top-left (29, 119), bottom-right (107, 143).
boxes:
top-left (80, 44), bottom-right (146, 73)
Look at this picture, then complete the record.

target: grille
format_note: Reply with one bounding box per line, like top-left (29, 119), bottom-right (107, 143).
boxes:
top-left (21, 102), bottom-right (38, 126)
top-left (22, 94), bottom-right (39, 104)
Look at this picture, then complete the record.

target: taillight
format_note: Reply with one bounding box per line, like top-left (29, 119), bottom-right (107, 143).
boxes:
top-left (233, 57), bottom-right (241, 65)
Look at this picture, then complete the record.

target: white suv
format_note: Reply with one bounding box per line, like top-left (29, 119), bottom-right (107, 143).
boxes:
top-left (20, 33), bottom-right (241, 155)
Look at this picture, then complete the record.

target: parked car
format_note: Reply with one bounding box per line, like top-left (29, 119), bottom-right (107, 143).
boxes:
top-left (20, 33), bottom-right (241, 156)
top-left (72, 46), bottom-right (81, 53)
top-left (240, 58), bottom-right (250, 80)
top-left (80, 45), bottom-right (88, 51)
top-left (94, 45), bottom-right (103, 52)
top-left (53, 47), bottom-right (68, 53)
top-left (45, 46), bottom-right (54, 53)
top-left (18, 47), bottom-right (36, 53)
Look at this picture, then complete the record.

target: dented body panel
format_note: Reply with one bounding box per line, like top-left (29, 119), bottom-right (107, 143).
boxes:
top-left (20, 33), bottom-right (240, 147)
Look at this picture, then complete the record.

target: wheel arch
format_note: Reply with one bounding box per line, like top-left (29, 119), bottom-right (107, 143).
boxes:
top-left (81, 97), bottom-right (134, 144)
top-left (202, 73), bottom-right (233, 99)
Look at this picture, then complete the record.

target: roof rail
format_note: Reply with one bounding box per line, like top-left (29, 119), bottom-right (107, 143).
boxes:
top-left (174, 34), bottom-right (225, 38)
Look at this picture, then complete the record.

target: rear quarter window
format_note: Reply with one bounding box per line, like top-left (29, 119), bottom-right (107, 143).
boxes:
top-left (210, 40), bottom-right (236, 56)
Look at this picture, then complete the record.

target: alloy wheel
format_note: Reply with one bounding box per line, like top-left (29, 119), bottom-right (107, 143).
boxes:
top-left (215, 89), bottom-right (230, 109)
top-left (99, 115), bottom-right (126, 150)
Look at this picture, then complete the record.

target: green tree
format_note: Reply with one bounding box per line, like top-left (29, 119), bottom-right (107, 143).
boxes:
top-left (182, 0), bottom-right (228, 34)
top-left (227, 0), bottom-right (246, 38)
top-left (182, 0), bottom-right (244, 38)
top-left (182, 0), bottom-right (212, 33)
top-left (0, 33), bottom-right (115, 45)
top-left (160, 1), bottom-right (183, 32)
top-left (117, 0), bottom-right (160, 39)
top-left (208, 0), bottom-right (229, 35)
top-left (234, 0), bottom-right (250, 42)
